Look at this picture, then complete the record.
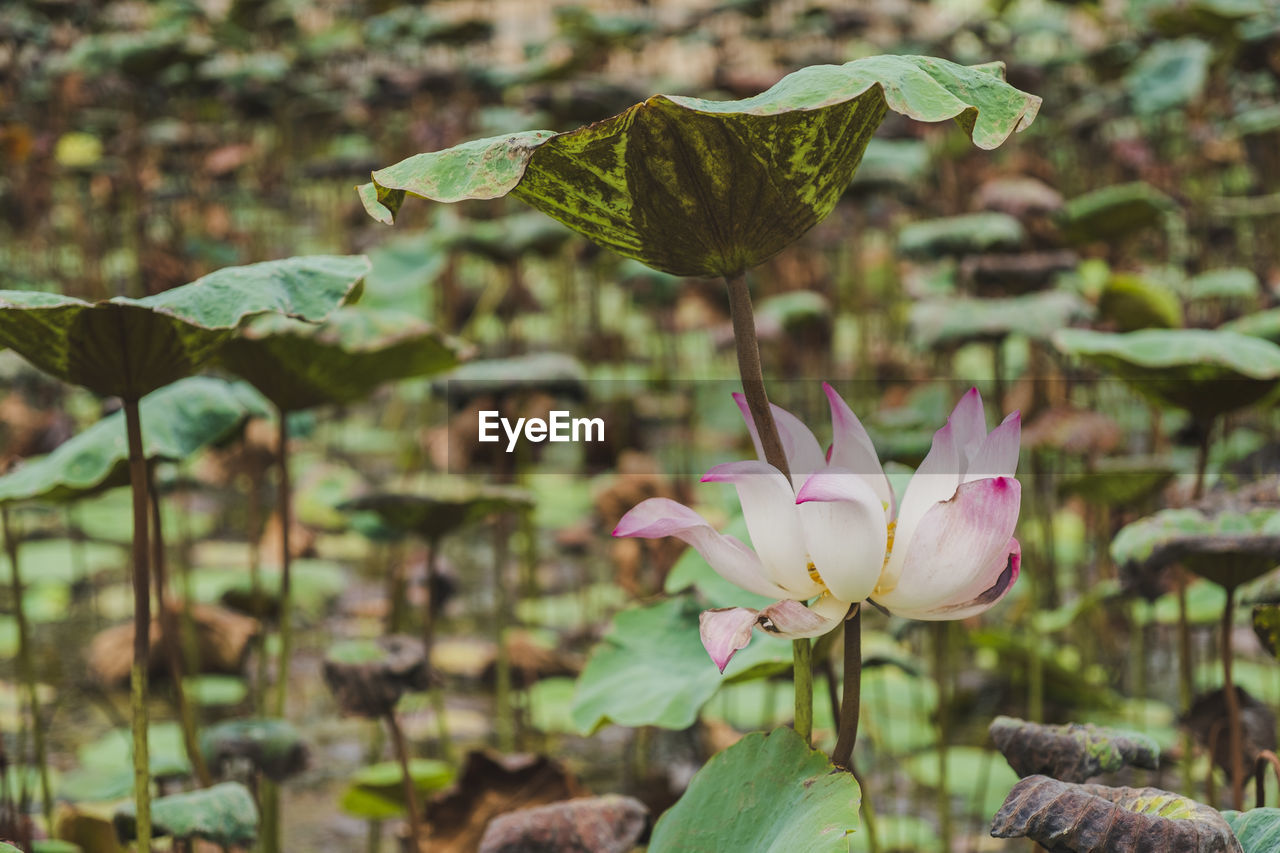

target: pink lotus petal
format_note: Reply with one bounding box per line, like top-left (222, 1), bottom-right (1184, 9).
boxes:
top-left (875, 476), bottom-right (1021, 613)
top-left (757, 598), bottom-right (845, 639)
top-left (700, 607), bottom-right (760, 672)
top-left (794, 468), bottom-right (887, 603)
top-left (731, 393), bottom-right (825, 484)
top-left (703, 461), bottom-right (821, 598)
top-left (965, 410), bottom-right (1021, 481)
top-left (823, 383), bottom-right (895, 515)
top-left (949, 387), bottom-right (988, 463)
top-left (882, 537), bottom-right (1021, 620)
top-left (882, 420), bottom-right (961, 591)
top-left (613, 497), bottom-right (790, 600)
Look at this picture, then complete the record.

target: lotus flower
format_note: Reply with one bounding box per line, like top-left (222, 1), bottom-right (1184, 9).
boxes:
top-left (614, 384), bottom-right (1022, 671)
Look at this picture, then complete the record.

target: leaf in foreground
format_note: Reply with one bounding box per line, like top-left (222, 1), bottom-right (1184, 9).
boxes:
top-left (1221, 808), bottom-right (1280, 853)
top-left (361, 56), bottom-right (1039, 277)
top-left (989, 716), bottom-right (1159, 783)
top-left (649, 727), bottom-right (859, 852)
top-left (990, 775), bottom-right (1242, 852)
top-left (0, 255), bottom-right (369, 399)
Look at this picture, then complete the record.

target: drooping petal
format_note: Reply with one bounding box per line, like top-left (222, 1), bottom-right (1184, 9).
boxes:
top-left (703, 461), bottom-right (822, 597)
top-left (964, 410), bottom-right (1021, 482)
top-left (732, 393), bottom-right (826, 483)
top-left (700, 607), bottom-right (759, 672)
top-left (823, 382), bottom-right (895, 516)
top-left (882, 538), bottom-right (1020, 621)
top-left (880, 420), bottom-right (961, 592)
top-left (613, 497), bottom-right (791, 599)
top-left (757, 597), bottom-right (845, 639)
top-left (874, 476), bottom-right (1021, 612)
top-left (795, 468), bottom-right (889, 603)
top-left (948, 387), bottom-right (988, 464)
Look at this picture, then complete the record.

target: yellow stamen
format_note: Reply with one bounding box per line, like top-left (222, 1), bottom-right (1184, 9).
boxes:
top-left (873, 520), bottom-right (898, 596)
top-left (807, 560), bottom-right (825, 586)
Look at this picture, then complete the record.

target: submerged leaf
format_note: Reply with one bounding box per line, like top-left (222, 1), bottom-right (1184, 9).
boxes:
top-left (989, 716), bottom-right (1160, 782)
top-left (649, 728), bottom-right (860, 851)
top-left (990, 775), bottom-right (1242, 852)
top-left (362, 57), bottom-right (1039, 277)
top-left (0, 255), bottom-right (369, 399)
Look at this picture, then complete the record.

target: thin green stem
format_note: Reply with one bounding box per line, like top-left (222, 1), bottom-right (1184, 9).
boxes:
top-left (272, 411), bottom-right (293, 718)
top-left (933, 622), bottom-right (953, 852)
top-left (2, 507), bottom-right (52, 834)
top-left (724, 271), bottom-right (814, 743)
top-left (832, 606), bottom-right (862, 769)
top-left (1178, 576), bottom-right (1195, 797)
top-left (123, 398), bottom-right (152, 851)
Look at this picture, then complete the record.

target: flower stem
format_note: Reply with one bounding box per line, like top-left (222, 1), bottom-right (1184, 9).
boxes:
top-left (1223, 584), bottom-right (1244, 810)
top-left (832, 605), bottom-right (862, 769)
top-left (123, 398), bottom-right (152, 851)
top-left (724, 271), bottom-right (813, 744)
top-left (273, 410), bottom-right (293, 719)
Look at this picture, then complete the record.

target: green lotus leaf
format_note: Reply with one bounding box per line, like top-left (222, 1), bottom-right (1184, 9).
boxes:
top-left (1251, 606), bottom-right (1280, 659)
top-left (1056, 456), bottom-right (1176, 507)
top-left (1184, 268), bottom-right (1261, 305)
top-left (1221, 308), bottom-right (1280, 344)
top-left (991, 776), bottom-right (1241, 852)
top-left (1222, 808), bottom-right (1280, 853)
top-left (199, 718), bottom-right (307, 782)
top-left (570, 596), bottom-right (792, 734)
top-left (0, 377), bottom-right (268, 504)
top-left (435, 352), bottom-right (587, 402)
top-left (0, 255), bottom-right (369, 400)
top-left (343, 758), bottom-right (455, 815)
top-left (1111, 507), bottom-right (1280, 589)
top-left (649, 728), bottom-right (859, 851)
top-left (340, 480), bottom-right (533, 542)
top-left (1097, 274), bottom-right (1183, 331)
top-left (911, 290), bottom-right (1091, 349)
top-left (216, 305), bottom-right (467, 412)
top-left (361, 56), bottom-right (1039, 277)
top-left (114, 782), bottom-right (258, 846)
top-left (898, 212), bottom-right (1025, 258)
top-left (1053, 328), bottom-right (1280, 420)
top-left (1063, 183), bottom-right (1178, 243)
top-left (1125, 38), bottom-right (1213, 115)
top-left (849, 138), bottom-right (930, 191)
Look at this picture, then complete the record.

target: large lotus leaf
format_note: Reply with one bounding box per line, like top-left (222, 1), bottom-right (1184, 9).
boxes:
top-left (989, 716), bottom-right (1159, 782)
top-left (1222, 308), bottom-right (1280, 345)
top-left (648, 727), bottom-right (859, 852)
top-left (0, 255), bottom-right (369, 399)
top-left (0, 377), bottom-right (268, 504)
top-left (1097, 274), bottom-right (1183, 331)
top-left (1062, 183), bottom-right (1177, 243)
top-left (340, 758), bottom-right (455, 819)
top-left (910, 290), bottom-right (1091, 349)
top-left (1185, 268), bottom-right (1261, 305)
top-left (1112, 507), bottom-right (1280, 589)
top-left (361, 56), bottom-right (1040, 277)
top-left (897, 212), bottom-right (1025, 258)
top-left (114, 782), bottom-right (258, 846)
top-left (340, 481), bottom-right (533, 541)
top-left (991, 776), bottom-right (1241, 852)
top-left (1223, 808), bottom-right (1280, 853)
top-left (1053, 328), bottom-right (1280, 420)
top-left (570, 596), bottom-right (793, 734)
top-left (216, 306), bottom-right (467, 412)
top-left (1126, 38), bottom-right (1212, 115)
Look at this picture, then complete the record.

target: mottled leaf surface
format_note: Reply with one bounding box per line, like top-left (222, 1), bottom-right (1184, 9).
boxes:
top-left (0, 255), bottom-right (369, 399)
top-left (217, 306), bottom-right (466, 412)
top-left (649, 727), bottom-right (859, 852)
top-left (1222, 808), bottom-right (1280, 853)
top-left (362, 56), bottom-right (1039, 277)
top-left (114, 782), bottom-right (258, 845)
top-left (1053, 328), bottom-right (1280, 420)
top-left (990, 716), bottom-right (1159, 782)
top-left (990, 776), bottom-right (1242, 852)
top-left (571, 596), bottom-right (792, 733)
top-left (0, 377), bottom-right (268, 504)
